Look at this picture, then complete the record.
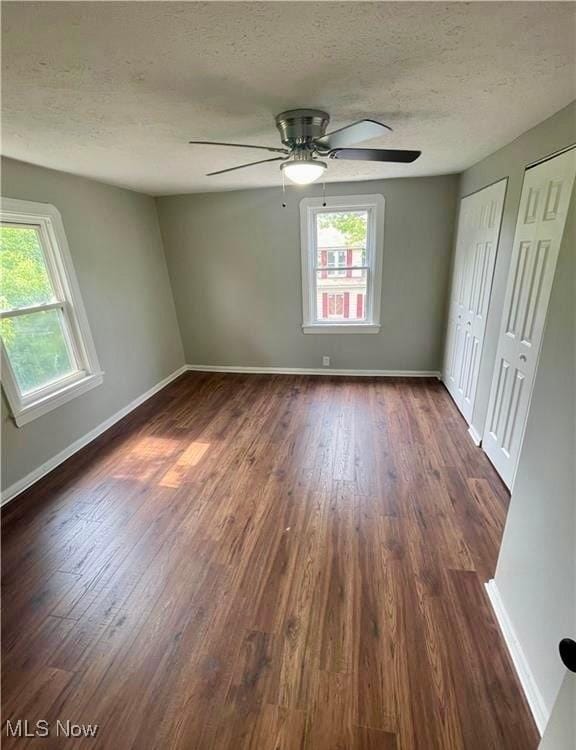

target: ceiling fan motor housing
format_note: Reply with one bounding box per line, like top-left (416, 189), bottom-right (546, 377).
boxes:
top-left (275, 109), bottom-right (330, 148)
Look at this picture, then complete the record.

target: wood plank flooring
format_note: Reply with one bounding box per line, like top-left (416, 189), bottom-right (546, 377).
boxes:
top-left (1, 373), bottom-right (539, 749)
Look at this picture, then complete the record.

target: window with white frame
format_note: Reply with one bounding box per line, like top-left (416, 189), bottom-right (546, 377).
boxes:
top-left (300, 194), bottom-right (385, 333)
top-left (0, 199), bottom-right (102, 426)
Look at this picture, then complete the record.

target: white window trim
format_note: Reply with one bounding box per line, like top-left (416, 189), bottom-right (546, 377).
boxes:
top-left (300, 194), bottom-right (385, 334)
top-left (1, 198), bottom-right (103, 426)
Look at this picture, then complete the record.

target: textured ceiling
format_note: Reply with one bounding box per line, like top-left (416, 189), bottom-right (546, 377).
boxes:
top-left (2, 2), bottom-right (575, 195)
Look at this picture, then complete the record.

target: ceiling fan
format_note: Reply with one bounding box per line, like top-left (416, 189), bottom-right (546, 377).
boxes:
top-left (189, 109), bottom-right (421, 185)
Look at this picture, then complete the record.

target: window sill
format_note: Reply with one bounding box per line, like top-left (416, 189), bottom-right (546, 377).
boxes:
top-left (12, 372), bottom-right (104, 427)
top-left (302, 324), bottom-right (381, 335)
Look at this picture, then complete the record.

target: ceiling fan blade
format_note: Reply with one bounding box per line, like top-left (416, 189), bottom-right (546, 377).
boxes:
top-left (329, 148), bottom-right (421, 163)
top-left (190, 140), bottom-right (288, 154)
top-left (206, 156), bottom-right (287, 176)
top-left (318, 119), bottom-right (392, 149)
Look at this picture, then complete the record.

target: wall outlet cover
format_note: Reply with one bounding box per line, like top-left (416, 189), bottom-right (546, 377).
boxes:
top-left (322, 356), bottom-right (330, 367)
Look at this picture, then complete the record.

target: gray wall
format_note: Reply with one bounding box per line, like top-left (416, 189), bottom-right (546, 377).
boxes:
top-left (458, 101), bottom-right (576, 437)
top-left (495, 180), bottom-right (575, 719)
top-left (156, 176), bottom-right (458, 372)
top-left (1, 158), bottom-right (185, 493)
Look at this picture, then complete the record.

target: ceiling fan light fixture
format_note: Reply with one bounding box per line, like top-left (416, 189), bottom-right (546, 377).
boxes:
top-left (191, 109), bottom-right (420, 181)
top-left (281, 159), bottom-right (327, 185)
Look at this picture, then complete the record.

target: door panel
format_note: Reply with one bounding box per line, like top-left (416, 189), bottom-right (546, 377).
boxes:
top-left (483, 148), bottom-right (576, 487)
top-left (444, 201), bottom-right (470, 395)
top-left (443, 180), bottom-right (507, 423)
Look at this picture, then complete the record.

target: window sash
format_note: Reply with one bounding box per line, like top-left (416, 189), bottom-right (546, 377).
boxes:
top-left (1, 218), bottom-right (90, 376)
top-left (1, 306), bottom-right (87, 407)
top-left (0, 200), bottom-right (103, 426)
top-left (316, 269), bottom-right (369, 324)
top-left (2, 220), bottom-right (66, 308)
top-left (311, 207), bottom-right (374, 326)
top-left (3, 351), bottom-right (88, 407)
top-left (3, 307), bottom-right (82, 395)
top-left (0, 222), bottom-right (59, 314)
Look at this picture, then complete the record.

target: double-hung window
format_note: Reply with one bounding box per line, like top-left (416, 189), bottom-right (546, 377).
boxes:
top-left (300, 194), bottom-right (385, 333)
top-left (0, 198), bottom-right (102, 426)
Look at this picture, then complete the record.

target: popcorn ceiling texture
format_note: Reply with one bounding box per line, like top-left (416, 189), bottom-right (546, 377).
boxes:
top-left (2, 1), bottom-right (575, 195)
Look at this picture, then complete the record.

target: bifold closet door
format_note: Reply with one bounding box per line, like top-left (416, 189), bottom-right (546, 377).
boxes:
top-left (444, 179), bottom-right (507, 423)
top-left (444, 198), bottom-right (472, 403)
top-left (483, 148), bottom-right (576, 488)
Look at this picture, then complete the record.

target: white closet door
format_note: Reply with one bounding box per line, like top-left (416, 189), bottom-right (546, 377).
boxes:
top-left (444, 200), bottom-right (471, 401)
top-left (444, 179), bottom-right (507, 422)
top-left (483, 148), bottom-right (576, 488)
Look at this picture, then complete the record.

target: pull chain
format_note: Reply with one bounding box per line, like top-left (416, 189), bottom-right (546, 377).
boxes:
top-left (282, 170), bottom-right (287, 208)
top-left (322, 180), bottom-right (327, 207)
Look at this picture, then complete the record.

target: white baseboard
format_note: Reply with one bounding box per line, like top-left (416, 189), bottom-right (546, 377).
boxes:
top-left (468, 425), bottom-right (482, 446)
top-left (1, 365), bottom-right (188, 507)
top-left (185, 364), bottom-right (441, 378)
top-left (485, 580), bottom-right (548, 735)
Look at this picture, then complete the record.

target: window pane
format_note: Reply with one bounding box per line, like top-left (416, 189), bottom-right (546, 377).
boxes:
top-left (316, 210), bottom-right (368, 269)
top-left (0, 224), bottom-right (56, 312)
top-left (0, 309), bottom-right (77, 394)
top-left (316, 269), bottom-right (368, 322)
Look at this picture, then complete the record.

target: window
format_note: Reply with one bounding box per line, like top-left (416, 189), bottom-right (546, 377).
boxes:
top-left (300, 194), bottom-right (384, 333)
top-left (0, 199), bottom-right (102, 426)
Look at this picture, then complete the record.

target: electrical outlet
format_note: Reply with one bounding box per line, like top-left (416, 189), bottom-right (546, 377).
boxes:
top-left (322, 356), bottom-right (330, 367)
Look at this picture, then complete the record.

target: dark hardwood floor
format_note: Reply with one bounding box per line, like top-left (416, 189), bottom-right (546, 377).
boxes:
top-left (1, 373), bottom-right (539, 749)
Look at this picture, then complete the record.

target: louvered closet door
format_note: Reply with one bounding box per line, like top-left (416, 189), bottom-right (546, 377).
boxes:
top-left (444, 180), bottom-right (507, 422)
top-left (483, 148), bottom-right (576, 488)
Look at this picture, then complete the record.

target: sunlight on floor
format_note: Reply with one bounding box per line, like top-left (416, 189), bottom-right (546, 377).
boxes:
top-left (159, 442), bottom-right (211, 488)
top-left (112, 436), bottom-right (182, 482)
top-left (130, 436), bottom-right (181, 459)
